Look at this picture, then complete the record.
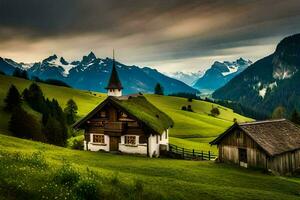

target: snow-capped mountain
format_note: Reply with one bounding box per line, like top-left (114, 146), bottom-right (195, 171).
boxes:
top-left (193, 58), bottom-right (252, 92)
top-left (168, 71), bottom-right (204, 86)
top-left (0, 52), bottom-right (198, 95)
top-left (213, 33), bottom-right (300, 116)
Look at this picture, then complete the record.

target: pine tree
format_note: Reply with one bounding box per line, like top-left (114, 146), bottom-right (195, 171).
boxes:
top-left (43, 116), bottom-right (67, 146)
top-left (64, 99), bottom-right (78, 125)
top-left (154, 83), bottom-right (164, 95)
top-left (291, 109), bottom-right (300, 125)
top-left (9, 107), bottom-right (44, 141)
top-left (272, 106), bottom-right (286, 119)
top-left (4, 84), bottom-right (21, 112)
top-left (23, 83), bottom-right (46, 112)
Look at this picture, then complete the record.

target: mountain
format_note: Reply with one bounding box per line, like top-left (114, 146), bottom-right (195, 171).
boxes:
top-left (193, 58), bottom-right (252, 92)
top-left (213, 33), bottom-right (300, 116)
top-left (0, 52), bottom-right (198, 95)
top-left (168, 71), bottom-right (204, 86)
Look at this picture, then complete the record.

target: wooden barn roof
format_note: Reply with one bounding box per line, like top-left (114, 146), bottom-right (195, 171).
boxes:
top-left (72, 94), bottom-right (173, 135)
top-left (210, 119), bottom-right (300, 156)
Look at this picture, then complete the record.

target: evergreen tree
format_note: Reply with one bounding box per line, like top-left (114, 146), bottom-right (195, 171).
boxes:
top-left (272, 106), bottom-right (286, 119)
top-left (43, 116), bottom-right (67, 146)
top-left (9, 107), bottom-right (44, 141)
top-left (291, 109), bottom-right (300, 125)
top-left (12, 68), bottom-right (28, 79)
top-left (4, 85), bottom-right (21, 112)
top-left (154, 83), bottom-right (164, 95)
top-left (23, 83), bottom-right (46, 112)
top-left (64, 99), bottom-right (78, 125)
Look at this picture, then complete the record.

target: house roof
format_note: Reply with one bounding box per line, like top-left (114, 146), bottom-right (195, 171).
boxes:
top-left (210, 119), bottom-right (300, 156)
top-left (105, 59), bottom-right (123, 90)
top-left (73, 94), bottom-right (173, 135)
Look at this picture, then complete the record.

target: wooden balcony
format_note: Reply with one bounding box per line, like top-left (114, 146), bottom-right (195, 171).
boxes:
top-left (104, 122), bottom-right (127, 132)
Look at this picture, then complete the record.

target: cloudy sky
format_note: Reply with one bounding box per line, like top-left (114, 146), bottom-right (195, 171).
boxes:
top-left (0, 0), bottom-right (300, 73)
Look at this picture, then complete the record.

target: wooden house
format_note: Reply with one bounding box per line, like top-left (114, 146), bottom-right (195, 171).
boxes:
top-left (210, 119), bottom-right (300, 175)
top-left (73, 58), bottom-right (173, 157)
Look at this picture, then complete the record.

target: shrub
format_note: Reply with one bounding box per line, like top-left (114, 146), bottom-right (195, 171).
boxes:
top-left (187, 105), bottom-right (193, 112)
top-left (188, 97), bottom-right (193, 102)
top-left (181, 106), bottom-right (187, 111)
top-left (54, 163), bottom-right (80, 187)
top-left (210, 107), bottom-right (220, 117)
top-left (75, 179), bottom-right (100, 200)
top-left (72, 139), bottom-right (84, 150)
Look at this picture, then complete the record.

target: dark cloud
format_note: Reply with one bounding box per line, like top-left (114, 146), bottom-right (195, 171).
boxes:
top-left (0, 0), bottom-right (300, 72)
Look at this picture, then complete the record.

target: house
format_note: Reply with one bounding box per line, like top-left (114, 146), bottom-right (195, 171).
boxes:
top-left (210, 119), bottom-right (300, 175)
top-left (73, 57), bottom-right (173, 157)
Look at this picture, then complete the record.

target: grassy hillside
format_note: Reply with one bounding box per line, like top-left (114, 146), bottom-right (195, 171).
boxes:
top-left (0, 75), bottom-right (251, 152)
top-left (0, 74), bottom-right (105, 132)
top-left (1, 133), bottom-right (300, 200)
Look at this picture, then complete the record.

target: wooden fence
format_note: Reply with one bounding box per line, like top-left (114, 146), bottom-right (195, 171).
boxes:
top-left (168, 144), bottom-right (217, 160)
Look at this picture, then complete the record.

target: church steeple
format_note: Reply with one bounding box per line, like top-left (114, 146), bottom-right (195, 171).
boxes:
top-left (105, 50), bottom-right (123, 97)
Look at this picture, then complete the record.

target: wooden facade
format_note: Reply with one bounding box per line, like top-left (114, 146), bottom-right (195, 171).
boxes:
top-left (217, 128), bottom-right (267, 169)
top-left (73, 57), bottom-right (172, 157)
top-left (211, 119), bottom-right (300, 175)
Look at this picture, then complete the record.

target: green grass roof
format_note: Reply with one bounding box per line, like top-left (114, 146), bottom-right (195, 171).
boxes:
top-left (111, 95), bottom-right (174, 134)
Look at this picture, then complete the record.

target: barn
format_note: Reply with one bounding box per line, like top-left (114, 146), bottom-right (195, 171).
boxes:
top-left (210, 119), bottom-right (300, 175)
top-left (73, 56), bottom-right (173, 157)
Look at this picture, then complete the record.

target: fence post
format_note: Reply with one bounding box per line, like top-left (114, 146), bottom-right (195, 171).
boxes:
top-left (201, 151), bottom-right (203, 160)
top-left (208, 151), bottom-right (211, 160)
top-left (182, 148), bottom-right (184, 159)
top-left (193, 149), bottom-right (195, 157)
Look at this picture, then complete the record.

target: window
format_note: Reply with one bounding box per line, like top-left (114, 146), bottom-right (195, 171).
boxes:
top-left (93, 134), bottom-right (105, 144)
top-left (100, 111), bottom-right (106, 118)
top-left (160, 135), bottom-right (162, 141)
top-left (125, 136), bottom-right (136, 145)
top-left (156, 135), bottom-right (159, 144)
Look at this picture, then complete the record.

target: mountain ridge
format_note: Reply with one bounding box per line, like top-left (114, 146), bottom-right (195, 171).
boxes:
top-left (0, 52), bottom-right (198, 95)
top-left (213, 33), bottom-right (300, 116)
top-left (193, 58), bottom-right (252, 92)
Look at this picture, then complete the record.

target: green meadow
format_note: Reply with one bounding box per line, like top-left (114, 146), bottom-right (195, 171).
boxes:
top-left (0, 74), bottom-right (251, 152)
top-left (0, 133), bottom-right (300, 200)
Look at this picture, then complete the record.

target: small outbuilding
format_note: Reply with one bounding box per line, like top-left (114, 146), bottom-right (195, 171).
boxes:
top-left (210, 119), bottom-right (300, 175)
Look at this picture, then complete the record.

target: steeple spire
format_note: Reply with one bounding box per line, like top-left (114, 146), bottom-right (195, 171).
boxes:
top-left (105, 50), bottom-right (123, 97)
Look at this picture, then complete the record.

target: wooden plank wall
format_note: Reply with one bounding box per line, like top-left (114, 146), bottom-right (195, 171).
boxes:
top-left (219, 128), bottom-right (267, 169)
top-left (268, 150), bottom-right (300, 174)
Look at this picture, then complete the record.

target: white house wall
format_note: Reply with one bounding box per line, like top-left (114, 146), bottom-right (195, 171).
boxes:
top-left (84, 129), bottom-right (169, 157)
top-left (108, 89), bottom-right (122, 97)
top-left (119, 135), bottom-right (147, 154)
top-left (85, 134), bottom-right (110, 151)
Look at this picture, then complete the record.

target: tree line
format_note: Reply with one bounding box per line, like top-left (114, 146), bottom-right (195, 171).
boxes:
top-left (3, 83), bottom-right (78, 146)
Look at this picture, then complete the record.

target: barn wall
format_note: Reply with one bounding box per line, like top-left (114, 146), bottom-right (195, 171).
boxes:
top-left (268, 150), bottom-right (300, 174)
top-left (219, 128), bottom-right (267, 169)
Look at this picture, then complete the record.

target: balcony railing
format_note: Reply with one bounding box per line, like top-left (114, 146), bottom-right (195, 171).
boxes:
top-left (104, 122), bottom-right (127, 131)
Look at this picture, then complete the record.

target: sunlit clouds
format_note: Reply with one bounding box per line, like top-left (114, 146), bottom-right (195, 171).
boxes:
top-left (0, 0), bottom-right (300, 72)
